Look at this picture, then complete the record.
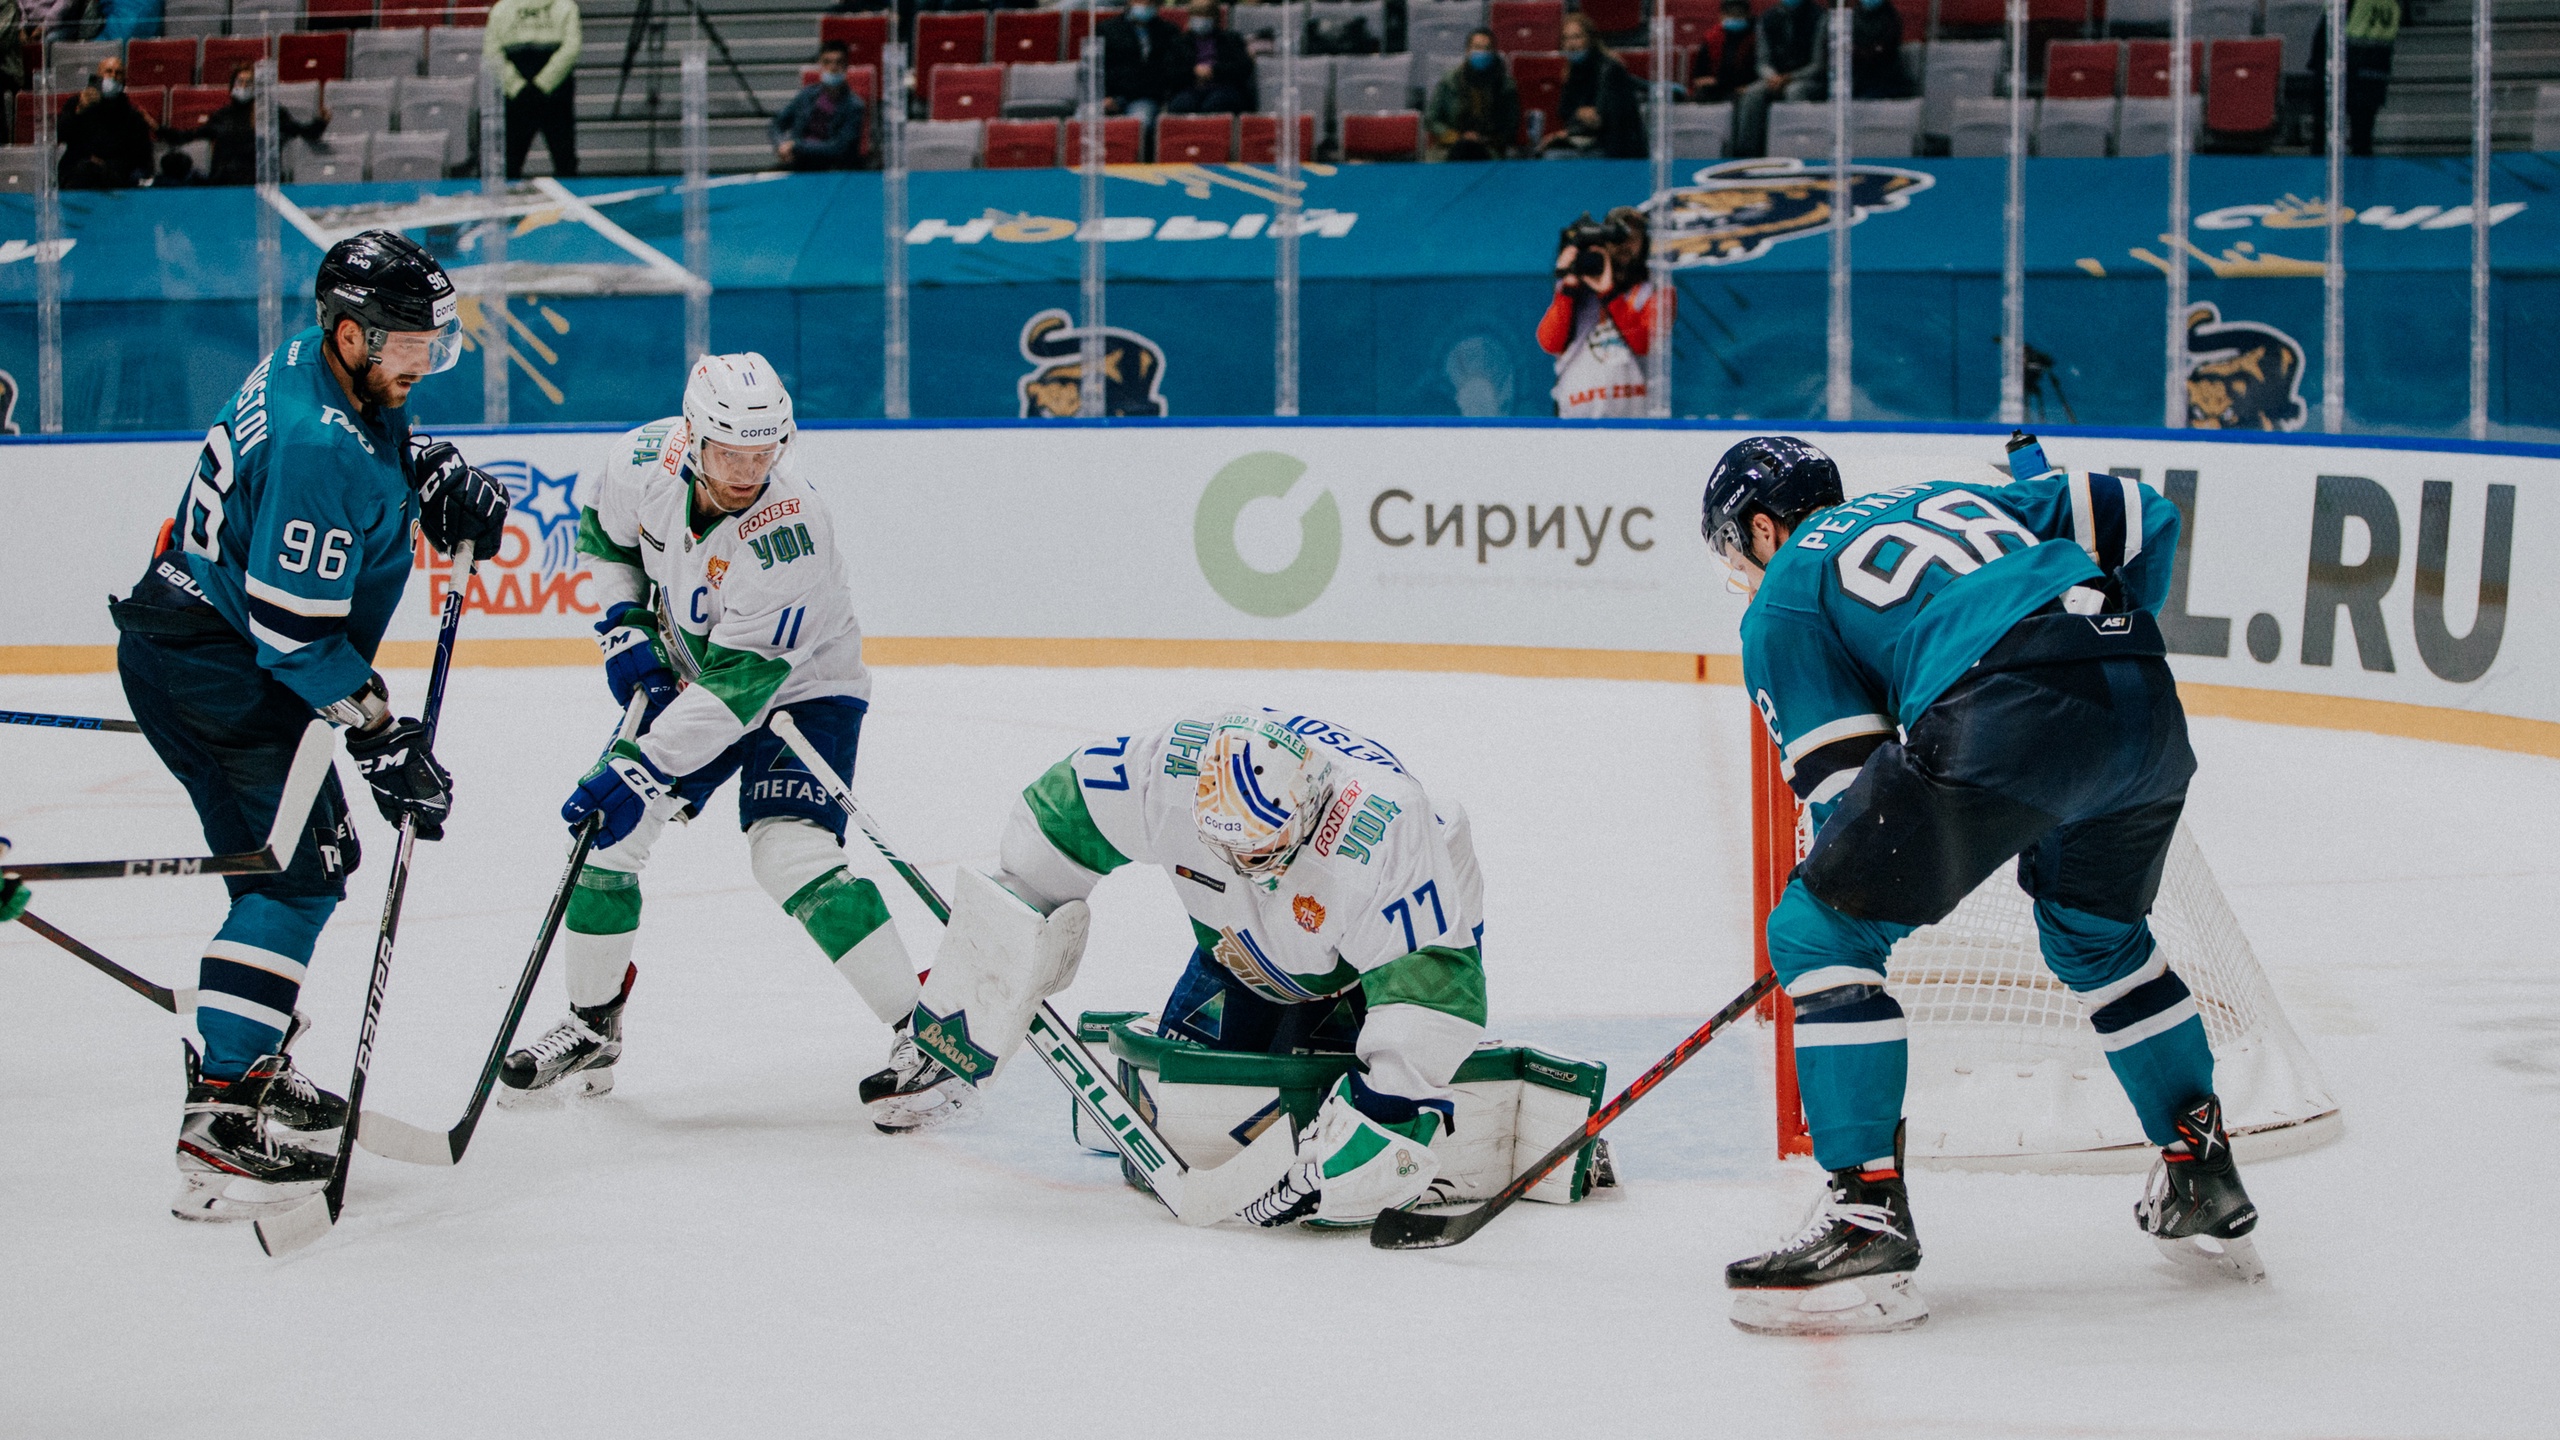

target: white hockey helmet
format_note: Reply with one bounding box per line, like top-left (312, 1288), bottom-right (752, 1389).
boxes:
top-left (682, 351), bottom-right (795, 487)
top-left (1194, 713), bottom-right (1335, 878)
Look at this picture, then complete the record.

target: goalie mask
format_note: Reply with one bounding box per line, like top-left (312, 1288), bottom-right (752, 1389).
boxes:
top-left (1194, 717), bottom-right (1335, 879)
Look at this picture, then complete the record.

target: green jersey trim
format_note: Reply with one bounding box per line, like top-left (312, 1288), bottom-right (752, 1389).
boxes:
top-left (575, 506), bottom-right (643, 569)
top-left (690, 633), bottom-right (794, 724)
top-left (1360, 943), bottom-right (1488, 1026)
top-left (1024, 758), bottom-right (1132, 876)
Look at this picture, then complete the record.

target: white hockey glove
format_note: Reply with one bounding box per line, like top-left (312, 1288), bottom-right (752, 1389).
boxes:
top-left (1241, 1075), bottom-right (1446, 1229)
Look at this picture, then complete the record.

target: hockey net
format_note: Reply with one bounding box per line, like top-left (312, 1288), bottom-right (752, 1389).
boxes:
top-left (1751, 725), bottom-right (2341, 1172)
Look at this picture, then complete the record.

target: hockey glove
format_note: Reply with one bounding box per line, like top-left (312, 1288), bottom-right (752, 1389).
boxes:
top-left (595, 602), bottom-right (681, 725)
top-left (0, 875), bottom-right (29, 924)
top-left (346, 716), bottom-right (455, 841)
top-left (562, 740), bottom-right (673, 850)
top-left (411, 440), bottom-right (511, 560)
top-left (1241, 1075), bottom-right (1445, 1227)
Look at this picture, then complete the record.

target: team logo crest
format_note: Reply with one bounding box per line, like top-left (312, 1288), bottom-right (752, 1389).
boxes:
top-left (705, 556), bottom-right (729, 589)
top-left (2181, 303), bottom-right (2307, 432)
top-left (1651, 159), bottom-right (1935, 270)
top-left (1016, 309), bottom-right (1169, 419)
top-left (1293, 894), bottom-right (1326, 933)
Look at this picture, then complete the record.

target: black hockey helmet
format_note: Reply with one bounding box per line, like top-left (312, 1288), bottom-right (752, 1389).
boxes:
top-left (313, 229), bottom-right (462, 376)
top-left (1701, 435), bottom-right (1844, 573)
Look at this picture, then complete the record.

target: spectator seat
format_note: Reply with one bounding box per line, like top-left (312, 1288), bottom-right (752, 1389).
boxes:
top-left (1946, 96), bottom-right (2011, 157)
top-left (1853, 97), bottom-right (1921, 157)
top-left (2262, 0), bottom-right (2325, 74)
top-left (818, 14), bottom-right (890, 73)
top-left (350, 29), bottom-right (428, 80)
top-left (1488, 0), bottom-right (1562, 54)
top-left (981, 117), bottom-right (1059, 168)
top-left (127, 38), bottom-right (200, 89)
top-left (1933, 0), bottom-right (2002, 25)
top-left (163, 0), bottom-right (229, 41)
top-left (424, 27), bottom-right (484, 80)
top-left (378, 0), bottom-right (450, 28)
top-left (49, 41), bottom-right (118, 90)
top-left (905, 118), bottom-right (983, 170)
top-left (1068, 7), bottom-right (1107, 61)
top-left (2114, 94), bottom-right (2200, 155)
top-left (2205, 37), bottom-right (2281, 138)
top-left (2035, 96), bottom-right (2116, 156)
top-left (202, 37), bottom-right (272, 85)
top-left (2125, 40), bottom-right (2206, 98)
top-left (1156, 112), bottom-right (1232, 163)
top-left (2535, 85), bottom-right (2560, 153)
top-left (930, 62), bottom-right (1004, 122)
top-left (13, 92), bottom-right (75, 146)
top-left (275, 79), bottom-right (322, 120)
top-left (992, 10), bottom-right (1064, 65)
top-left (279, 33), bottom-right (350, 86)
top-left (1670, 99), bottom-right (1729, 157)
top-left (2106, 0), bottom-right (2169, 28)
top-left (305, 0), bottom-right (376, 31)
top-left (1509, 51), bottom-right (1566, 135)
top-left (1765, 100), bottom-right (1833, 158)
top-left (2190, 0), bottom-right (2255, 38)
top-left (1238, 111), bottom-right (1317, 163)
top-left (1255, 56), bottom-right (1333, 124)
top-left (1063, 114), bottom-right (1145, 164)
top-left (0, 144), bottom-right (44, 193)
top-left (285, 131), bottom-right (371, 182)
top-left (326, 78), bottom-right (401, 135)
top-left (124, 85), bottom-right (168, 127)
top-left (1579, 0), bottom-right (1644, 36)
top-left (1921, 38), bottom-right (1999, 140)
top-left (2044, 41), bottom-right (2120, 100)
top-left (1406, 1), bottom-right (1486, 70)
top-left (1333, 52), bottom-right (1413, 115)
top-left (169, 85), bottom-right (231, 133)
top-left (914, 13), bottom-right (988, 94)
top-left (1002, 62), bottom-right (1080, 120)
top-left (231, 0), bottom-right (300, 36)
top-left (1340, 109), bottom-right (1421, 161)
top-left (398, 75), bottom-right (476, 166)
top-left (369, 130), bottom-right (447, 179)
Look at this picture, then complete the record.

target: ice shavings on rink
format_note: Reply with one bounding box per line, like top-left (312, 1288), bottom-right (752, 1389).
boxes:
top-left (3, 664), bottom-right (2554, 1438)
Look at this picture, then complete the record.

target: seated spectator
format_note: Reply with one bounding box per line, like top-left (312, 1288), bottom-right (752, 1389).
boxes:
top-left (1850, 0), bottom-right (1913, 99)
top-left (1538, 13), bottom-right (1646, 159)
top-left (1166, 8), bottom-right (1256, 115)
top-left (1690, 0), bottom-right (1757, 103)
top-left (1736, 0), bottom-right (1828, 157)
top-left (772, 42), bottom-right (868, 171)
top-left (58, 57), bottom-right (156, 190)
top-left (1100, 1), bottom-right (1190, 131)
top-left (1539, 207), bottom-right (1662, 418)
top-left (165, 61), bottom-right (332, 187)
top-left (1427, 29), bottom-right (1521, 161)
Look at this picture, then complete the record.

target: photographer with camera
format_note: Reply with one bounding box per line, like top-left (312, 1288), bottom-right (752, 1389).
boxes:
top-left (1538, 207), bottom-right (1664, 419)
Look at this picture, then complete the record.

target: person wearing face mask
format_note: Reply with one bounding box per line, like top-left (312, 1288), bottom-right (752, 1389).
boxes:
top-left (1849, 0), bottom-right (1913, 99)
top-left (772, 42), bottom-right (868, 171)
top-left (1736, 0), bottom-right (1829, 157)
top-left (1099, 0), bottom-right (1191, 148)
top-left (57, 55), bottom-right (156, 190)
top-left (164, 61), bottom-right (332, 187)
top-left (1164, 8), bottom-right (1257, 116)
top-left (1690, 0), bottom-right (1758, 105)
top-left (1536, 13), bottom-right (1646, 159)
top-left (1427, 28), bottom-right (1520, 160)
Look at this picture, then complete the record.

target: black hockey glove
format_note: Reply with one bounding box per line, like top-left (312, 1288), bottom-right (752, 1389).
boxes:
top-left (346, 717), bottom-right (454, 842)
top-left (411, 440), bottom-right (511, 560)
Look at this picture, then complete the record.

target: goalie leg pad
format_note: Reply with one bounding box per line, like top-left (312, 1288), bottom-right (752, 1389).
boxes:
top-left (752, 817), bottom-right (919, 1025)
top-left (909, 868), bottom-right (1090, 1086)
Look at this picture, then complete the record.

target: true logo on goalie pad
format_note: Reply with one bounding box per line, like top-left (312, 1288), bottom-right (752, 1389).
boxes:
top-left (912, 1002), bottom-right (998, 1083)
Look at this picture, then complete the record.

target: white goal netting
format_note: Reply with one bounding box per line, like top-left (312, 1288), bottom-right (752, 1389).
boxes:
top-left (1881, 823), bottom-right (2342, 1171)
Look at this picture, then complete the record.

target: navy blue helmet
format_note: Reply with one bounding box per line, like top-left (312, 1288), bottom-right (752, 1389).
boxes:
top-left (1700, 436), bottom-right (1844, 572)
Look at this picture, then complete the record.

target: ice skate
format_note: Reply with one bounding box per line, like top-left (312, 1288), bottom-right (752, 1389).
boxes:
top-left (499, 989), bottom-right (627, 1106)
top-left (2136, 1093), bottom-right (2265, 1283)
top-left (173, 1045), bottom-right (337, 1223)
top-left (1726, 1164), bottom-right (1927, 1336)
top-left (860, 1031), bottom-right (980, 1134)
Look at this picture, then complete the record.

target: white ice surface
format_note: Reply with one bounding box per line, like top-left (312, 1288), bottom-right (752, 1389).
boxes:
top-left (2, 665), bottom-right (2554, 1438)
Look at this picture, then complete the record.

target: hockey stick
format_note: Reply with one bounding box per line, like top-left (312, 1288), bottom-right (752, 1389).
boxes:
top-left (1, 720), bottom-right (335, 882)
top-left (355, 691), bottom-right (652, 1167)
top-left (16, 910), bottom-right (196, 1013)
top-left (766, 711), bottom-right (1300, 1228)
top-left (0, 709), bottom-right (142, 733)
top-left (259, 540), bottom-right (477, 1257)
top-left (1370, 969), bottom-right (1780, 1251)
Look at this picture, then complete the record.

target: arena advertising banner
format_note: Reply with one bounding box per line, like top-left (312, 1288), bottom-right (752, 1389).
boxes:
top-left (0, 154), bottom-right (2550, 432)
top-left (4, 423), bottom-right (2550, 748)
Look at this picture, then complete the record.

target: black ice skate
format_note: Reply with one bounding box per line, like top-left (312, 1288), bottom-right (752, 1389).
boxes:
top-left (173, 1044), bottom-right (338, 1223)
top-left (860, 1032), bottom-right (979, 1134)
top-left (1726, 1164), bottom-right (1926, 1335)
top-left (2135, 1093), bottom-right (2265, 1282)
top-left (499, 981), bottom-right (629, 1105)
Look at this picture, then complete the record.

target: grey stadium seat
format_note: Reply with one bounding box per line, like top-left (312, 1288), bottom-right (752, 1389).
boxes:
top-left (368, 132), bottom-right (448, 181)
top-left (323, 78), bottom-right (401, 137)
top-left (1922, 39), bottom-right (2000, 141)
top-left (399, 77), bottom-right (478, 168)
top-left (230, 0), bottom-right (298, 37)
top-left (1002, 62), bottom-right (1080, 120)
top-left (163, 0), bottom-right (229, 40)
top-left (1765, 100), bottom-right (1836, 160)
top-left (285, 133), bottom-right (371, 184)
top-left (1670, 100), bottom-right (1731, 159)
top-left (904, 119), bottom-right (982, 171)
top-left (1947, 97), bottom-right (2012, 158)
top-left (426, 28), bottom-right (489, 81)
top-left (2189, 0), bottom-right (2256, 39)
top-left (1333, 53), bottom-right (1414, 115)
top-left (2114, 95), bottom-right (2201, 157)
top-left (1852, 98), bottom-right (1921, 157)
top-left (2035, 97), bottom-right (2116, 157)
top-left (1257, 57), bottom-right (1334, 123)
top-left (349, 29), bottom-right (428, 81)
top-left (0, 146), bottom-right (45, 195)
top-left (50, 42), bottom-right (119, 90)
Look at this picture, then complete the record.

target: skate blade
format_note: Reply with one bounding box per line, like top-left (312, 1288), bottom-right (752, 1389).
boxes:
top-left (1730, 1273), bottom-right (1929, 1336)
top-left (169, 1171), bottom-right (324, 1224)
top-left (2151, 1230), bottom-right (2267, 1283)
top-left (494, 1066), bottom-right (615, 1109)
top-left (866, 1082), bottom-right (981, 1136)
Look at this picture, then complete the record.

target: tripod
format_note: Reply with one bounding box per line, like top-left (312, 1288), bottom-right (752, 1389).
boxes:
top-left (610, 0), bottom-right (764, 134)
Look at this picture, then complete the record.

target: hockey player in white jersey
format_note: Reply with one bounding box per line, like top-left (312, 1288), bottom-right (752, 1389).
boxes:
top-left (865, 707), bottom-right (1488, 1228)
top-left (500, 354), bottom-right (918, 1100)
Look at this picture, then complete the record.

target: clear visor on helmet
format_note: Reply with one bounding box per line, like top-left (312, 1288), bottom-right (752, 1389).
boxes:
top-left (1702, 513), bottom-right (1760, 595)
top-left (698, 437), bottom-right (782, 491)
top-left (370, 323), bottom-right (465, 377)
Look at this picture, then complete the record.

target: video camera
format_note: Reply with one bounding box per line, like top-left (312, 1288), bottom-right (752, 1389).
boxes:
top-left (1556, 213), bottom-right (1630, 280)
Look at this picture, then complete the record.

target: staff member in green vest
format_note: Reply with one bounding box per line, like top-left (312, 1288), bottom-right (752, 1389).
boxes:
top-left (2314, 0), bottom-right (2399, 157)
top-left (487, 0), bottom-right (583, 179)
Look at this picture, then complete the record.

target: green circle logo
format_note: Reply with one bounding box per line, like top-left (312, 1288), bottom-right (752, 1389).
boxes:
top-left (1194, 451), bottom-right (1340, 618)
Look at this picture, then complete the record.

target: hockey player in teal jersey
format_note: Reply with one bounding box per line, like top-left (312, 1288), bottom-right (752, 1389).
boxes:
top-left (110, 230), bottom-right (510, 1221)
top-left (1703, 434), bottom-right (2261, 1335)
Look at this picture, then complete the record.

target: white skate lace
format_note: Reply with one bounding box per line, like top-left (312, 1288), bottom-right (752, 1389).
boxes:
top-left (523, 1018), bottom-right (601, 1068)
top-left (1780, 1190), bottom-right (1905, 1248)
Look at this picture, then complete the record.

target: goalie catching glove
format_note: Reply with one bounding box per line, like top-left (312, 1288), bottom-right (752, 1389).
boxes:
top-left (1240, 1074), bottom-right (1447, 1228)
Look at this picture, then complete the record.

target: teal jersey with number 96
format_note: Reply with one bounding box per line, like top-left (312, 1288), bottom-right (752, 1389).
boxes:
top-left (167, 326), bottom-right (418, 711)
top-left (1741, 471), bottom-right (2181, 787)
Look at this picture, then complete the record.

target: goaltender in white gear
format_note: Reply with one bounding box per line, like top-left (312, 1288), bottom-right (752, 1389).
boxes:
top-left (502, 354), bottom-right (918, 1102)
top-left (865, 708), bottom-right (1487, 1227)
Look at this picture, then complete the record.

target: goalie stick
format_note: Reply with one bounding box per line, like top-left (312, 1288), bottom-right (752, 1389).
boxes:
top-left (0, 709), bottom-right (143, 733)
top-left (766, 710), bottom-right (1299, 1228)
top-left (1370, 969), bottom-right (1779, 1251)
top-left (0, 719), bottom-right (334, 882)
top-left (258, 540), bottom-right (477, 1258)
top-left (355, 692), bottom-right (652, 1168)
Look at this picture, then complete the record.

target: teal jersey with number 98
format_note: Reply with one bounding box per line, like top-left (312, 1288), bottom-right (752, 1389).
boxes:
top-left (168, 326), bottom-right (419, 711)
top-left (1740, 471), bottom-right (2181, 786)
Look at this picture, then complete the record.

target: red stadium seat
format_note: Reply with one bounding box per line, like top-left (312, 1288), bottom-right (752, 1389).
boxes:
top-left (169, 84), bottom-right (231, 133)
top-left (1155, 112), bottom-right (1232, 163)
top-left (278, 32), bottom-right (349, 85)
top-left (126, 37), bottom-right (200, 88)
top-left (1932, 0), bottom-right (2003, 25)
top-left (1668, 0), bottom-right (1718, 51)
top-left (1236, 111), bottom-right (1315, 164)
top-left (2125, 39), bottom-right (2206, 97)
top-left (304, 0), bottom-right (377, 30)
top-left (1063, 114), bottom-right (1144, 163)
top-left (2205, 36), bottom-right (2280, 135)
top-left (201, 36), bottom-right (273, 85)
top-left (1067, 7), bottom-right (1121, 61)
top-left (993, 9), bottom-right (1065, 65)
top-left (2043, 40), bottom-right (2120, 99)
top-left (1488, 0), bottom-right (1562, 54)
top-left (983, 118), bottom-right (1061, 167)
top-left (126, 84), bottom-right (168, 128)
top-left (378, 0), bottom-right (449, 29)
top-left (929, 62), bottom-right (1003, 121)
top-left (1339, 110), bottom-right (1421, 161)
top-left (12, 91), bottom-right (75, 146)
top-left (818, 13), bottom-right (889, 72)
top-left (1577, 0), bottom-right (1644, 35)
top-left (914, 12), bottom-right (987, 93)
top-left (1510, 51), bottom-right (1567, 136)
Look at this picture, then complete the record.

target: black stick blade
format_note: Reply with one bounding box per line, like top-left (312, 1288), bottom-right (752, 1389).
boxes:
top-left (1371, 1204), bottom-right (1488, 1251)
